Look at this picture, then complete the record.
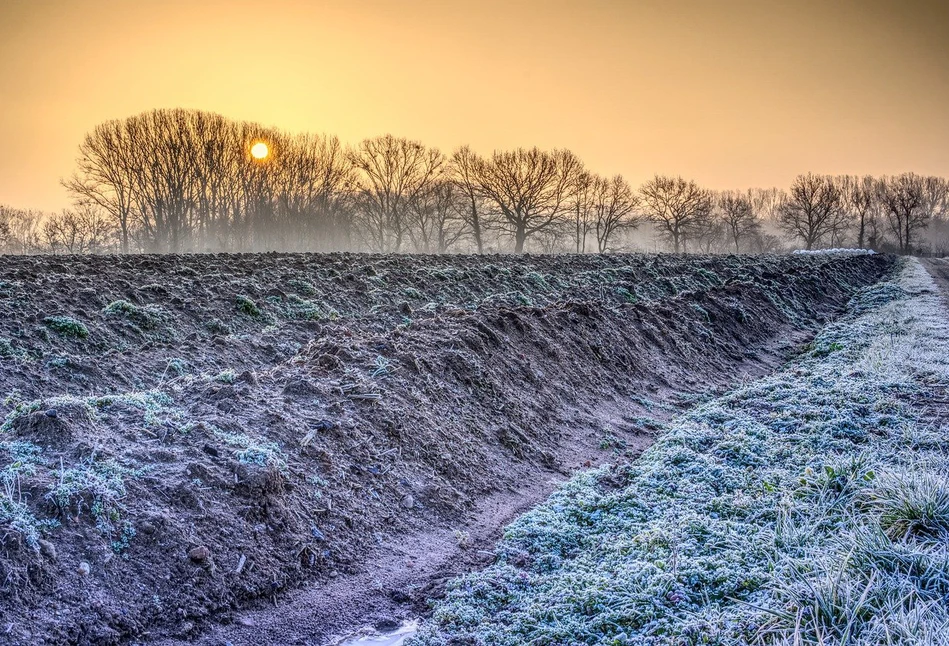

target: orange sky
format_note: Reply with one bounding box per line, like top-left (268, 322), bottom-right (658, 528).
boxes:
top-left (2, 0), bottom-right (948, 212)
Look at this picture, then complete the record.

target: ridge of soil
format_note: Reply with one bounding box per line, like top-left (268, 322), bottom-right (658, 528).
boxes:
top-left (0, 252), bottom-right (895, 645)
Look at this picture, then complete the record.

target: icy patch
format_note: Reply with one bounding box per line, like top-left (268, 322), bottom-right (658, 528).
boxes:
top-left (337, 620), bottom-right (418, 646)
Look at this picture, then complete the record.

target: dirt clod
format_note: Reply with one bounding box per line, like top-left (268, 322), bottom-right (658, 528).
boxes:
top-left (188, 546), bottom-right (211, 563)
top-left (38, 540), bottom-right (56, 560)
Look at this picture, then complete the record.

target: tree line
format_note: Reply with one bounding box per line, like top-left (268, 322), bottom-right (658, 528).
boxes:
top-left (2, 108), bottom-right (948, 255)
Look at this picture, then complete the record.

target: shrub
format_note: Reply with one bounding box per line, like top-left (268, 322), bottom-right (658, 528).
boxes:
top-left (45, 457), bottom-right (144, 547)
top-left (43, 316), bottom-right (89, 338)
top-left (287, 278), bottom-right (317, 296)
top-left (206, 318), bottom-right (232, 335)
top-left (213, 428), bottom-right (287, 471)
top-left (214, 369), bottom-right (237, 384)
top-left (286, 295), bottom-right (337, 321)
top-left (0, 337), bottom-right (19, 358)
top-left (235, 295), bottom-right (261, 317)
top-left (103, 300), bottom-right (167, 331)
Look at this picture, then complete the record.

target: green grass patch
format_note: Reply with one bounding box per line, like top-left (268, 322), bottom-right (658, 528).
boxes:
top-left (43, 315), bottom-right (88, 339)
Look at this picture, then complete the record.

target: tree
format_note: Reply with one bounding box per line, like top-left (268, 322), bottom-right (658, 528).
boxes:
top-left (639, 176), bottom-right (714, 253)
top-left (407, 179), bottom-right (468, 253)
top-left (591, 175), bottom-right (640, 253)
top-left (0, 205), bottom-right (43, 254)
top-left (470, 147), bottom-right (579, 253)
top-left (569, 170), bottom-right (595, 253)
top-left (65, 109), bottom-right (357, 254)
top-left (349, 135), bottom-right (444, 252)
top-left (877, 174), bottom-right (927, 255)
top-left (718, 191), bottom-right (761, 253)
top-left (835, 175), bottom-right (877, 249)
top-left (42, 207), bottom-right (116, 254)
top-left (271, 133), bottom-right (354, 251)
top-left (64, 119), bottom-right (138, 253)
top-left (448, 146), bottom-right (488, 254)
top-left (777, 174), bottom-right (842, 250)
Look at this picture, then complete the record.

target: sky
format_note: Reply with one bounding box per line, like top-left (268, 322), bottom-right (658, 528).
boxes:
top-left (1, 0), bottom-right (948, 212)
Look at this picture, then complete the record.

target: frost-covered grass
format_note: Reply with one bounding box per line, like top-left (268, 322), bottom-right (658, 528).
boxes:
top-left (42, 315), bottom-right (89, 338)
top-left (212, 426), bottom-right (288, 471)
top-left (793, 249), bottom-right (877, 256)
top-left (103, 299), bottom-right (169, 331)
top-left (411, 259), bottom-right (949, 646)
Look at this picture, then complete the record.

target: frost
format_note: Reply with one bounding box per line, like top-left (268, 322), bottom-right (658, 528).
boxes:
top-left (792, 248), bottom-right (877, 256)
top-left (411, 259), bottom-right (949, 646)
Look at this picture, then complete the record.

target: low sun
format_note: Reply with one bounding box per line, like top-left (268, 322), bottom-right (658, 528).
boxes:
top-left (250, 141), bottom-right (269, 159)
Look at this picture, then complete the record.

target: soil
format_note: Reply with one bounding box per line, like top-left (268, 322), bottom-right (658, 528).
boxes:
top-left (0, 252), bottom-right (895, 645)
top-left (923, 258), bottom-right (949, 307)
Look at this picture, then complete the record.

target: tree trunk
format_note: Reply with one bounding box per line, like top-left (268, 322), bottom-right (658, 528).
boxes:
top-left (469, 200), bottom-right (484, 254)
top-left (514, 226), bottom-right (527, 253)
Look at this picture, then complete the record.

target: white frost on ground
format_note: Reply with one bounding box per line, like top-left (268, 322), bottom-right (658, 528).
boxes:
top-left (793, 248), bottom-right (877, 255)
top-left (411, 259), bottom-right (949, 645)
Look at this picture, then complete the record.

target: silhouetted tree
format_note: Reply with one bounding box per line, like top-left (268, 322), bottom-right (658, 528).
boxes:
top-left (718, 192), bottom-right (761, 253)
top-left (777, 174), bottom-right (842, 250)
top-left (49, 108), bottom-right (949, 256)
top-left (591, 175), bottom-right (640, 253)
top-left (64, 120), bottom-right (138, 253)
top-left (568, 170), bottom-right (595, 253)
top-left (877, 174), bottom-right (927, 255)
top-left (407, 179), bottom-right (469, 253)
top-left (833, 175), bottom-right (878, 249)
top-left (448, 146), bottom-right (488, 254)
top-left (470, 147), bottom-right (580, 253)
top-left (639, 176), bottom-right (714, 253)
top-left (0, 205), bottom-right (43, 254)
top-left (271, 133), bottom-right (354, 251)
top-left (42, 207), bottom-right (116, 254)
top-left (349, 135), bottom-right (444, 252)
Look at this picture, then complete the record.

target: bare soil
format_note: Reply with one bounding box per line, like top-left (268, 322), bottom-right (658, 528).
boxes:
top-left (0, 252), bottom-right (895, 645)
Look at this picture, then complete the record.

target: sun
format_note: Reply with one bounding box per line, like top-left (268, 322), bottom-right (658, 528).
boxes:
top-left (250, 141), bottom-right (269, 160)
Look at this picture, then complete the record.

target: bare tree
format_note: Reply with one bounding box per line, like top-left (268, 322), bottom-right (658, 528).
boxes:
top-left (448, 146), bottom-right (488, 254)
top-left (833, 175), bottom-right (878, 249)
top-left (639, 176), bottom-right (714, 253)
top-left (271, 133), bottom-right (354, 251)
top-left (470, 147), bottom-right (579, 253)
top-left (0, 205), bottom-right (43, 254)
top-left (748, 188), bottom-right (785, 226)
top-left (568, 170), bottom-right (595, 253)
top-left (718, 191), bottom-right (761, 253)
top-left (406, 179), bottom-right (469, 253)
top-left (877, 174), bottom-right (928, 255)
top-left (777, 174), bottom-right (842, 250)
top-left (57, 108), bottom-right (949, 256)
top-left (349, 135), bottom-right (444, 252)
top-left (922, 176), bottom-right (949, 223)
top-left (591, 175), bottom-right (640, 253)
top-left (42, 207), bottom-right (116, 254)
top-left (64, 120), bottom-right (138, 253)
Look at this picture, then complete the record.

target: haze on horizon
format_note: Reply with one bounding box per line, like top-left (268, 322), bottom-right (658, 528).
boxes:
top-left (1, 0), bottom-right (948, 213)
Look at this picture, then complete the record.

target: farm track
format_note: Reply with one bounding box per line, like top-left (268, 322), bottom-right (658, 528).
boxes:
top-left (920, 258), bottom-right (949, 429)
top-left (0, 252), bottom-right (895, 645)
